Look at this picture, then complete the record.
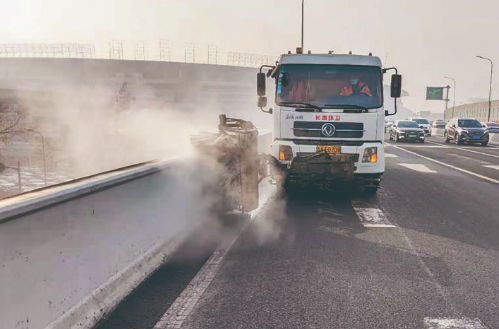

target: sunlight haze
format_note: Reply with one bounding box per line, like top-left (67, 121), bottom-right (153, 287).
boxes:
top-left (2, 0), bottom-right (499, 113)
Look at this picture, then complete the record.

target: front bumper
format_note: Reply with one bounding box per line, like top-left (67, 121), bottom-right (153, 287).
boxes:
top-left (398, 133), bottom-right (425, 141)
top-left (460, 134), bottom-right (489, 143)
top-left (271, 140), bottom-right (385, 181)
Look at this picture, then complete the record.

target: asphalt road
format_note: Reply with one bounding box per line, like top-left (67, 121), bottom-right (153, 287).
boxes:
top-left (96, 135), bottom-right (499, 329)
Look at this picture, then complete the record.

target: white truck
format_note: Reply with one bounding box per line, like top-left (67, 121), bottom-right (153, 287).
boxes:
top-left (257, 49), bottom-right (401, 193)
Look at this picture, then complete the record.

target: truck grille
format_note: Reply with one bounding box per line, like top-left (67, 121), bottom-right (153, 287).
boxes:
top-left (293, 122), bottom-right (364, 138)
top-left (291, 140), bottom-right (364, 146)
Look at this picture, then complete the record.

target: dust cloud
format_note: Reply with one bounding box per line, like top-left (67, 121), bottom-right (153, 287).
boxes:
top-left (28, 87), bottom-right (219, 178)
top-left (4, 58), bottom-right (288, 255)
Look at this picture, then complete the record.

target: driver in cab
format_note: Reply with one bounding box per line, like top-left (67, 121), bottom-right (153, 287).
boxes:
top-left (340, 76), bottom-right (372, 96)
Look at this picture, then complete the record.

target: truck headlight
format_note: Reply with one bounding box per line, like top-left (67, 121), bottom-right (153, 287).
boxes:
top-left (363, 147), bottom-right (377, 163)
top-left (279, 145), bottom-right (293, 161)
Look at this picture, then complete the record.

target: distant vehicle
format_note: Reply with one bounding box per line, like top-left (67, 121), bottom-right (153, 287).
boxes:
top-left (407, 117), bottom-right (431, 136)
top-left (484, 122), bottom-right (499, 133)
top-left (432, 120), bottom-right (446, 129)
top-left (444, 118), bottom-right (489, 146)
top-left (385, 121), bottom-right (394, 132)
top-left (389, 120), bottom-right (425, 143)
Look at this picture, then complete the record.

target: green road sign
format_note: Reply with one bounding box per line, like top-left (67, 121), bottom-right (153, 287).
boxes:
top-left (426, 87), bottom-right (444, 100)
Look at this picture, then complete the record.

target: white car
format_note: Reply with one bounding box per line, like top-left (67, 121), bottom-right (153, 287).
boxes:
top-left (407, 117), bottom-right (432, 136)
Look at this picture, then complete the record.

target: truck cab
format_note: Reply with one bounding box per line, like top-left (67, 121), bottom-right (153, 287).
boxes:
top-left (257, 50), bottom-right (401, 193)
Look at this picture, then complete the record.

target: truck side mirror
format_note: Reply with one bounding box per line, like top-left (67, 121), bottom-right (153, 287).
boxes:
top-left (257, 73), bottom-right (266, 96)
top-left (391, 74), bottom-right (402, 98)
top-left (258, 96), bottom-right (267, 108)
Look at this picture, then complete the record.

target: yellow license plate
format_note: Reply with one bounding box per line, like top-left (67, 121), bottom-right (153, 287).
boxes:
top-left (316, 145), bottom-right (341, 154)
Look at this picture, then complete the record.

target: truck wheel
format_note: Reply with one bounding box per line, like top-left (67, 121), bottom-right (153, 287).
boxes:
top-left (364, 186), bottom-right (379, 194)
top-left (395, 134), bottom-right (399, 142)
top-left (456, 134), bottom-right (462, 145)
top-left (283, 180), bottom-right (299, 195)
top-left (481, 141), bottom-right (488, 146)
top-left (444, 132), bottom-right (450, 143)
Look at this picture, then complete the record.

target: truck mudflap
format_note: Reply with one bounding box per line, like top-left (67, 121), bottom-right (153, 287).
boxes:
top-left (288, 153), bottom-right (355, 181)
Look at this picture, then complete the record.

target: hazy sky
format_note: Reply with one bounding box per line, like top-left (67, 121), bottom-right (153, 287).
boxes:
top-left (2, 0), bottom-right (499, 112)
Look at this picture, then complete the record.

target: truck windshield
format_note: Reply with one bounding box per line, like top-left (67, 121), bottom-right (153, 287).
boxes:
top-left (276, 64), bottom-right (382, 109)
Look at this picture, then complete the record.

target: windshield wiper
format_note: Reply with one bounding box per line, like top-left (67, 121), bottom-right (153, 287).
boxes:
top-left (323, 104), bottom-right (370, 113)
top-left (279, 102), bottom-right (322, 112)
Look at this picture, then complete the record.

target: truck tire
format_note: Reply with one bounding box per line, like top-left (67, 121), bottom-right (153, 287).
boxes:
top-left (364, 186), bottom-right (379, 194)
top-left (444, 132), bottom-right (450, 143)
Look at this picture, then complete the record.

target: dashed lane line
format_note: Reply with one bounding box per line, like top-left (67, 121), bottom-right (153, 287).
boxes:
top-left (350, 199), bottom-right (396, 228)
top-left (447, 154), bottom-right (492, 165)
top-left (424, 317), bottom-right (488, 328)
top-left (351, 198), bottom-right (488, 326)
top-left (483, 165), bottom-right (499, 170)
top-left (385, 144), bottom-right (449, 148)
top-left (385, 153), bottom-right (398, 158)
top-left (397, 163), bottom-right (437, 173)
top-left (391, 145), bottom-right (499, 184)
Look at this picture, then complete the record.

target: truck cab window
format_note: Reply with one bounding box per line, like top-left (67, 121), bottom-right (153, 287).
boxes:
top-left (277, 64), bottom-right (382, 109)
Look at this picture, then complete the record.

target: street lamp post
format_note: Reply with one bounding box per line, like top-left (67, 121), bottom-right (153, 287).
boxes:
top-left (27, 129), bottom-right (46, 186)
top-left (444, 76), bottom-right (456, 118)
top-left (301, 0), bottom-right (304, 50)
top-left (477, 55), bottom-right (494, 122)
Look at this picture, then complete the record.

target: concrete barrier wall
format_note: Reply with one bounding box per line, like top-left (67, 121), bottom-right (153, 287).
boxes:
top-left (0, 158), bottom-right (223, 329)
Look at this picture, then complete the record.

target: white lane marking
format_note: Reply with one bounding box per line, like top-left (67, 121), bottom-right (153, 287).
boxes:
top-left (350, 199), bottom-right (396, 228)
top-left (391, 145), bottom-right (499, 184)
top-left (154, 184), bottom-right (277, 329)
top-left (385, 153), bottom-right (398, 158)
top-left (424, 317), bottom-right (488, 328)
top-left (429, 135), bottom-right (499, 148)
top-left (425, 140), bottom-right (499, 159)
top-left (397, 163), bottom-right (437, 173)
top-left (448, 154), bottom-right (492, 165)
top-left (386, 144), bottom-right (449, 148)
top-left (484, 165), bottom-right (499, 170)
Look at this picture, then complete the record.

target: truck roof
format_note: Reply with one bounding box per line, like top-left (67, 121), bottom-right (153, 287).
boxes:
top-left (279, 54), bottom-right (382, 67)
